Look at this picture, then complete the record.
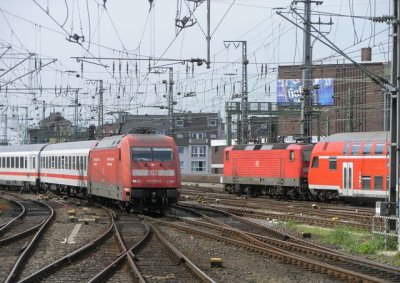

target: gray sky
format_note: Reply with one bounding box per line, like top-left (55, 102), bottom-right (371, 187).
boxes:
top-left (0, 0), bottom-right (392, 142)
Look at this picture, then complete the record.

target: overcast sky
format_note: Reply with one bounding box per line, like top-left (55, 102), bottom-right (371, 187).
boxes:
top-left (0, 0), bottom-right (392, 142)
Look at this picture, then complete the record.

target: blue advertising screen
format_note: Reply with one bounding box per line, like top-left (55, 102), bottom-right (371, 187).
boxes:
top-left (277, 78), bottom-right (334, 106)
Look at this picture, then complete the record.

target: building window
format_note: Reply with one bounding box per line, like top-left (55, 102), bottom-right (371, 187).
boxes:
top-left (191, 132), bottom-right (205, 139)
top-left (329, 157), bottom-right (337, 170)
top-left (176, 120), bottom-right (184, 127)
top-left (209, 119), bottom-right (217, 127)
top-left (210, 133), bottom-right (217, 139)
top-left (180, 161), bottom-right (184, 169)
top-left (178, 146), bottom-right (184, 154)
top-left (191, 146), bottom-right (206, 158)
top-left (191, 161), bottom-right (206, 172)
top-left (176, 133), bottom-right (184, 139)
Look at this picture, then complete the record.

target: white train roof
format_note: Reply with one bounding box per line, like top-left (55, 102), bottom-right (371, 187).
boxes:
top-left (321, 131), bottom-right (389, 143)
top-left (95, 135), bottom-right (124, 149)
top-left (0, 143), bottom-right (47, 153)
top-left (42, 140), bottom-right (98, 152)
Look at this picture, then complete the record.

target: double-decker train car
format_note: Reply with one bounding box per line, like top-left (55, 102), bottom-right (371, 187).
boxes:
top-left (88, 134), bottom-right (181, 211)
top-left (308, 131), bottom-right (390, 201)
top-left (0, 134), bottom-right (181, 211)
top-left (221, 143), bottom-right (313, 199)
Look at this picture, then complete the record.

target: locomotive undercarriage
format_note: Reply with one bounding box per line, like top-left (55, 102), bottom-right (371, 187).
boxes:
top-left (224, 183), bottom-right (314, 200)
top-left (130, 188), bottom-right (179, 213)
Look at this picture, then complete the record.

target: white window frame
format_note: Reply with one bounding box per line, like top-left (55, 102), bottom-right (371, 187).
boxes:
top-left (191, 146), bottom-right (206, 158)
top-left (191, 161), bottom-right (206, 172)
top-left (176, 120), bottom-right (184, 127)
top-left (209, 119), bottom-right (217, 127)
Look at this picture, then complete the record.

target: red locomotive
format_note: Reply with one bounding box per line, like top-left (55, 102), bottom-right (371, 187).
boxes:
top-left (308, 131), bottom-right (389, 201)
top-left (88, 134), bottom-right (181, 211)
top-left (222, 131), bottom-right (390, 202)
top-left (222, 143), bottom-right (313, 199)
top-left (0, 134), bottom-right (181, 211)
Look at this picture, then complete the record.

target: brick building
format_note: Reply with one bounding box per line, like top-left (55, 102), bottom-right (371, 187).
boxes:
top-left (276, 51), bottom-right (389, 138)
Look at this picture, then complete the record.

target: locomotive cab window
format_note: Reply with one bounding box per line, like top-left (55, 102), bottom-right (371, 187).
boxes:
top-left (132, 147), bottom-right (152, 161)
top-left (289, 150), bottom-right (295, 161)
top-left (226, 151), bottom-right (230, 161)
top-left (153, 148), bottom-right (172, 161)
top-left (132, 147), bottom-right (172, 161)
top-left (311, 156), bottom-right (319, 168)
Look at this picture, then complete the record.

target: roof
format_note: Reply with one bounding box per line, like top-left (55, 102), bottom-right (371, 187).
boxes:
top-left (321, 131), bottom-right (390, 143)
top-left (42, 140), bottom-right (98, 152)
top-left (0, 143), bottom-right (47, 153)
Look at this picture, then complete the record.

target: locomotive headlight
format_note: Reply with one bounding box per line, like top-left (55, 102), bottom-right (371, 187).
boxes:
top-left (132, 179), bottom-right (141, 183)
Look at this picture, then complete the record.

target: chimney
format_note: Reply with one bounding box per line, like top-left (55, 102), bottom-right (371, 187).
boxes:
top-left (361, 47), bottom-right (372, 62)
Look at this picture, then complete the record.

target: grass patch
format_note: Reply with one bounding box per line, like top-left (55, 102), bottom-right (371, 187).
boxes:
top-left (282, 223), bottom-right (398, 255)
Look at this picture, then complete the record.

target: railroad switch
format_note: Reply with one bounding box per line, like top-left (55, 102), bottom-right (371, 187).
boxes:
top-left (67, 209), bottom-right (76, 215)
top-left (210, 257), bottom-right (223, 268)
top-left (69, 215), bottom-right (76, 223)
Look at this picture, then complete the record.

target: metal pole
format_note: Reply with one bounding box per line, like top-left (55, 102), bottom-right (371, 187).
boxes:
top-left (300, 0), bottom-right (313, 140)
top-left (74, 90), bottom-right (79, 140)
top-left (168, 68), bottom-right (174, 136)
top-left (395, 0), bottom-right (400, 249)
top-left (206, 0), bottom-right (211, 69)
top-left (98, 80), bottom-right (104, 139)
top-left (25, 108), bottom-right (28, 144)
top-left (241, 41), bottom-right (248, 144)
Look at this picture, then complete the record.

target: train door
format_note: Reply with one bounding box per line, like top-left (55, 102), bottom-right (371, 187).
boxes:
top-left (342, 162), bottom-right (353, 196)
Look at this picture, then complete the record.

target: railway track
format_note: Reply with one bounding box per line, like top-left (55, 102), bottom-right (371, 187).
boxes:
top-left (168, 203), bottom-right (400, 282)
top-left (0, 197), bottom-right (54, 283)
top-left (181, 189), bottom-right (375, 229)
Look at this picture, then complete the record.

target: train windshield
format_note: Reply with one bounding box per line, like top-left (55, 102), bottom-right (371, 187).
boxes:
top-left (132, 147), bottom-right (172, 161)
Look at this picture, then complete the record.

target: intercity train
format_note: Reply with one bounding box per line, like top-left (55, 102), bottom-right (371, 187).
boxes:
top-left (0, 134), bottom-right (181, 211)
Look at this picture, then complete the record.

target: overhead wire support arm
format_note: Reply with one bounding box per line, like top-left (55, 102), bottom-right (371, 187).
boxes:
top-left (0, 59), bottom-right (57, 88)
top-left (276, 9), bottom-right (396, 92)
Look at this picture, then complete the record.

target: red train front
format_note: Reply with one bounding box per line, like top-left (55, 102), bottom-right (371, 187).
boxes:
top-left (88, 134), bottom-right (181, 211)
top-left (221, 143), bottom-right (313, 199)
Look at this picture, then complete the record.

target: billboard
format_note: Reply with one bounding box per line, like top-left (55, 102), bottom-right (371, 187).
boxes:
top-left (277, 78), bottom-right (334, 106)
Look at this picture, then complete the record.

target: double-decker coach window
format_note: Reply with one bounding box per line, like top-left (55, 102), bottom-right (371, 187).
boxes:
top-left (351, 144), bottom-right (360, 155)
top-left (153, 148), bottom-right (172, 161)
top-left (375, 144), bottom-right (385, 155)
top-left (362, 144), bottom-right (372, 155)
